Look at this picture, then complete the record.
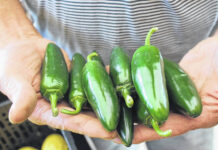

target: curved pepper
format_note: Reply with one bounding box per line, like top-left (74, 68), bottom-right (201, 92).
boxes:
top-left (131, 28), bottom-right (171, 137)
top-left (164, 58), bottom-right (202, 117)
top-left (134, 93), bottom-right (171, 137)
top-left (40, 43), bottom-right (69, 117)
top-left (61, 53), bottom-right (87, 115)
top-left (117, 99), bottom-right (133, 147)
top-left (82, 52), bottom-right (120, 131)
top-left (110, 46), bottom-right (134, 108)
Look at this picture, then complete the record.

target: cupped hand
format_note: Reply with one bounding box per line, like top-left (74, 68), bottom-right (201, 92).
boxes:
top-left (125, 34), bottom-right (218, 144)
top-left (4, 34), bottom-right (218, 144)
top-left (0, 37), bottom-right (116, 139)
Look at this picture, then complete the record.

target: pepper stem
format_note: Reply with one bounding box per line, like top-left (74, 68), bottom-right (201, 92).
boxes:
top-left (61, 98), bottom-right (85, 115)
top-left (61, 107), bottom-right (81, 115)
top-left (145, 27), bottom-right (158, 46)
top-left (87, 52), bottom-right (98, 62)
top-left (49, 93), bottom-right (59, 117)
top-left (151, 119), bottom-right (172, 137)
top-left (121, 88), bottom-right (134, 108)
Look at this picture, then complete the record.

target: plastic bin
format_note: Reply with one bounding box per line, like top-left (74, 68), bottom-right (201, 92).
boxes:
top-left (0, 94), bottom-right (59, 150)
top-left (0, 93), bottom-right (92, 150)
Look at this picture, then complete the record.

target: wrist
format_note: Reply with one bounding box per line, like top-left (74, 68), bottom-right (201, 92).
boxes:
top-left (0, 26), bottom-right (41, 48)
top-left (0, 0), bottom-right (41, 48)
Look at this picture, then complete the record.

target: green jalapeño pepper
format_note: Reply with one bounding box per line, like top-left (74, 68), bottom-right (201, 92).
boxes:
top-left (117, 99), bottom-right (133, 147)
top-left (131, 27), bottom-right (171, 137)
top-left (40, 43), bottom-right (69, 117)
top-left (134, 93), bottom-right (171, 137)
top-left (61, 53), bottom-right (87, 115)
top-left (164, 59), bottom-right (202, 117)
top-left (110, 47), bottom-right (134, 108)
top-left (82, 52), bottom-right (120, 131)
top-left (91, 50), bottom-right (105, 66)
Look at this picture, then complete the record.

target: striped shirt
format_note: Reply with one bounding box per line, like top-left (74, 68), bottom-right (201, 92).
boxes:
top-left (21, 0), bottom-right (218, 64)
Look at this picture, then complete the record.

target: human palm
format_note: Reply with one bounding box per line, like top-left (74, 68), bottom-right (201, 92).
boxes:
top-left (179, 36), bottom-right (218, 128)
top-left (0, 38), bottom-right (48, 123)
top-left (0, 37), bottom-right (116, 139)
top-left (2, 35), bottom-right (218, 143)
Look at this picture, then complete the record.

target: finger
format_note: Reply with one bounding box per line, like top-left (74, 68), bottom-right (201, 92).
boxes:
top-left (0, 76), bottom-right (37, 124)
top-left (28, 99), bottom-right (117, 139)
top-left (131, 113), bottom-right (197, 144)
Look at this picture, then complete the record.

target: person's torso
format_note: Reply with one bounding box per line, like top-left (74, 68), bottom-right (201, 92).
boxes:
top-left (21, 0), bottom-right (218, 63)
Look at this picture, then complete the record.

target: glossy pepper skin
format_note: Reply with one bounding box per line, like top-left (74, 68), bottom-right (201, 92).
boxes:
top-left (82, 52), bottom-right (120, 131)
top-left (134, 93), bottom-right (151, 126)
top-left (131, 28), bottom-right (171, 137)
top-left (134, 93), bottom-right (172, 137)
top-left (117, 99), bottom-right (133, 147)
top-left (61, 53), bottom-right (87, 115)
top-left (164, 59), bottom-right (202, 117)
top-left (110, 47), bottom-right (134, 108)
top-left (40, 43), bottom-right (69, 117)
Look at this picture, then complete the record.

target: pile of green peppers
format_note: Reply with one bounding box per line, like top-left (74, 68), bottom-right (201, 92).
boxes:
top-left (40, 28), bottom-right (202, 147)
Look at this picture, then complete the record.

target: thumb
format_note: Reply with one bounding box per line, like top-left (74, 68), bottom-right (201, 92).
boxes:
top-left (0, 76), bottom-right (37, 124)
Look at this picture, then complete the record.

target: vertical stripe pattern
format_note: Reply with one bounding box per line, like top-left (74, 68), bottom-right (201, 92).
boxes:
top-left (21, 0), bottom-right (218, 63)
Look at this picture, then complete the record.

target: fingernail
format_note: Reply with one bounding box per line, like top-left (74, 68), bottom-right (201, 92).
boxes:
top-left (112, 138), bottom-right (121, 144)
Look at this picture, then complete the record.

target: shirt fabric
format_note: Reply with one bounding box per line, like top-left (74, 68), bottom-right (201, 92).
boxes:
top-left (21, 0), bottom-right (218, 64)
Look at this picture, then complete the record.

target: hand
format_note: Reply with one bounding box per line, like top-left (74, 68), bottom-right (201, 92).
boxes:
top-left (29, 65), bottom-right (116, 139)
top-left (0, 37), bottom-right (116, 139)
top-left (120, 34), bottom-right (218, 144)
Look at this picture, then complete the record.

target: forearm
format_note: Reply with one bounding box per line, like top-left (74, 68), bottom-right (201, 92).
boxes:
top-left (0, 0), bottom-right (40, 48)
